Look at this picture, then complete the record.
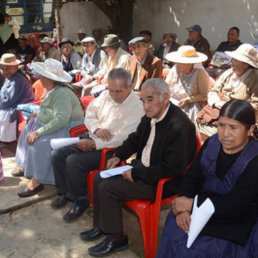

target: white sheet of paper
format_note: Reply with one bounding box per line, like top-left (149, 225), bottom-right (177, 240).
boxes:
top-left (50, 137), bottom-right (80, 150)
top-left (100, 165), bottom-right (133, 178)
top-left (186, 195), bottom-right (215, 248)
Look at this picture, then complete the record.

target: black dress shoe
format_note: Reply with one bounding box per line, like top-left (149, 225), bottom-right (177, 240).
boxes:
top-left (63, 201), bottom-right (90, 223)
top-left (51, 195), bottom-right (68, 209)
top-left (12, 170), bottom-right (24, 177)
top-left (17, 184), bottom-right (44, 198)
top-left (88, 235), bottom-right (128, 257)
top-left (80, 226), bottom-right (103, 242)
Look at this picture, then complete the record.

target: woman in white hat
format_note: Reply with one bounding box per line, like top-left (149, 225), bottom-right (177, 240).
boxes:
top-left (165, 45), bottom-right (210, 123)
top-left (0, 53), bottom-right (35, 142)
top-left (15, 58), bottom-right (84, 197)
top-left (197, 43), bottom-right (258, 142)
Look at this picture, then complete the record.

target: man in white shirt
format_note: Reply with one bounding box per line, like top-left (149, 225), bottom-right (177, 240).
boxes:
top-left (51, 68), bottom-right (144, 222)
top-left (80, 36), bottom-right (108, 86)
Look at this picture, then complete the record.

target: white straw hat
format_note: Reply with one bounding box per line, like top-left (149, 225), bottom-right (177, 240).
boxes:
top-left (225, 43), bottom-right (258, 68)
top-left (31, 58), bottom-right (72, 83)
top-left (0, 53), bottom-right (21, 66)
top-left (165, 45), bottom-right (208, 64)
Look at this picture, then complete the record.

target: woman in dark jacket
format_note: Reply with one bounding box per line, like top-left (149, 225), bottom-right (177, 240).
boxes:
top-left (157, 99), bottom-right (258, 257)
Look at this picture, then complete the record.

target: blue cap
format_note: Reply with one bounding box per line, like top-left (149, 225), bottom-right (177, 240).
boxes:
top-left (186, 24), bottom-right (202, 33)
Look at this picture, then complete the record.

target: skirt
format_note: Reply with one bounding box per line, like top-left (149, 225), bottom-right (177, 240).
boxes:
top-left (0, 109), bottom-right (17, 142)
top-left (15, 117), bottom-right (68, 185)
top-left (156, 211), bottom-right (258, 258)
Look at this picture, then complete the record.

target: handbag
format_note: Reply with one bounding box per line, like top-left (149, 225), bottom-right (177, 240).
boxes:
top-left (196, 104), bottom-right (220, 125)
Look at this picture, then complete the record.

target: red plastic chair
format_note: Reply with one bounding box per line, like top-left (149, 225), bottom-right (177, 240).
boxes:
top-left (68, 96), bottom-right (94, 137)
top-left (122, 135), bottom-right (201, 258)
top-left (32, 80), bottom-right (47, 100)
top-left (80, 96), bottom-right (94, 111)
top-left (70, 119), bottom-right (202, 258)
top-left (68, 123), bottom-right (124, 206)
top-left (86, 148), bottom-right (122, 206)
top-left (17, 80), bottom-right (47, 136)
top-left (75, 72), bottom-right (83, 82)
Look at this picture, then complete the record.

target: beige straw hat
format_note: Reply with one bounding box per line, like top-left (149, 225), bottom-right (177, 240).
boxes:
top-left (225, 43), bottom-right (258, 68)
top-left (165, 45), bottom-right (208, 64)
top-left (0, 53), bottom-right (21, 66)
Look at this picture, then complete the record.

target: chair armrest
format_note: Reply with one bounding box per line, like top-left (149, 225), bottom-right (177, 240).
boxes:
top-left (69, 124), bottom-right (88, 137)
top-left (28, 99), bottom-right (42, 105)
top-left (154, 177), bottom-right (177, 204)
top-left (99, 148), bottom-right (118, 170)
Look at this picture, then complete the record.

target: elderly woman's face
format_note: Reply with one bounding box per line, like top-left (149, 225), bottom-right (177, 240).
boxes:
top-left (217, 116), bottom-right (253, 154)
top-left (231, 59), bottom-right (249, 77)
top-left (176, 63), bottom-right (193, 74)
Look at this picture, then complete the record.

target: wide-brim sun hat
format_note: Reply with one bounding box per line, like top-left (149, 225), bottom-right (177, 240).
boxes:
top-left (101, 34), bottom-right (121, 47)
top-left (31, 58), bottom-right (72, 83)
top-left (225, 43), bottom-right (258, 68)
top-left (165, 45), bottom-right (208, 64)
top-left (0, 53), bottom-right (21, 66)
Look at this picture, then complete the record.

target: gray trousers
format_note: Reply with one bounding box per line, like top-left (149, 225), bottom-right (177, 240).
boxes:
top-left (93, 173), bottom-right (155, 234)
top-left (51, 145), bottom-right (113, 201)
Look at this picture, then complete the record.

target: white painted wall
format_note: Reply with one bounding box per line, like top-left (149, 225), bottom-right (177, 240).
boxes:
top-left (59, 2), bottom-right (111, 42)
top-left (133, 0), bottom-right (258, 50)
top-left (60, 0), bottom-right (258, 50)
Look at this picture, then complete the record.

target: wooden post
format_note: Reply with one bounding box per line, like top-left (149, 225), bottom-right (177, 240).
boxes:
top-left (55, 1), bottom-right (63, 43)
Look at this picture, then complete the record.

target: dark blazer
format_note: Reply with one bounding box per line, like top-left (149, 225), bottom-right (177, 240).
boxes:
top-left (129, 52), bottom-right (163, 91)
top-left (115, 103), bottom-right (197, 196)
top-left (157, 42), bottom-right (180, 60)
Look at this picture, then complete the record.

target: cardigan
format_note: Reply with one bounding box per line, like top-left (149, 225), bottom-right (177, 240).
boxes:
top-left (208, 68), bottom-right (258, 111)
top-left (115, 103), bottom-right (196, 195)
top-left (166, 66), bottom-right (209, 103)
top-left (36, 86), bottom-right (84, 137)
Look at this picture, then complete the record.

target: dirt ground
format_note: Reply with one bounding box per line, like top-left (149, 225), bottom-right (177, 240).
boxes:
top-left (0, 143), bottom-right (170, 258)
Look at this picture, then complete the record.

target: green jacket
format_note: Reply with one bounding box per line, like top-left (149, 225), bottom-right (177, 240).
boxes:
top-left (37, 86), bottom-right (84, 137)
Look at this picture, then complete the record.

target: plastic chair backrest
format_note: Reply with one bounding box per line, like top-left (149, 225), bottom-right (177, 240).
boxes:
top-left (32, 80), bottom-right (46, 100)
top-left (80, 96), bottom-right (94, 112)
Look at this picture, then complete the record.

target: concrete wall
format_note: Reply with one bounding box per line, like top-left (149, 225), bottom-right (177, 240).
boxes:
top-left (133, 0), bottom-right (258, 50)
top-left (59, 2), bottom-right (111, 41)
top-left (60, 0), bottom-right (258, 50)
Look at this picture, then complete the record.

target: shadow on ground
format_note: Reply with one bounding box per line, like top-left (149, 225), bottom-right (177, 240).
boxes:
top-left (0, 142), bottom-right (170, 258)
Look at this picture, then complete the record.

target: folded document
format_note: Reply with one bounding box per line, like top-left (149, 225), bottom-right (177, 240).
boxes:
top-left (100, 165), bottom-right (133, 178)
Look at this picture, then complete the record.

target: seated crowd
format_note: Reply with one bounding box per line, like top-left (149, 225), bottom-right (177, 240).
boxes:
top-left (0, 23), bottom-right (258, 258)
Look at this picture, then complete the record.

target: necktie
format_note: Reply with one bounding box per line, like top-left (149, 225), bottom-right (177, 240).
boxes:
top-left (141, 119), bottom-right (156, 167)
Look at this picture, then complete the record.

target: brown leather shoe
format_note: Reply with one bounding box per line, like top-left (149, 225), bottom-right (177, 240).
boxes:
top-left (17, 184), bottom-right (44, 198)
